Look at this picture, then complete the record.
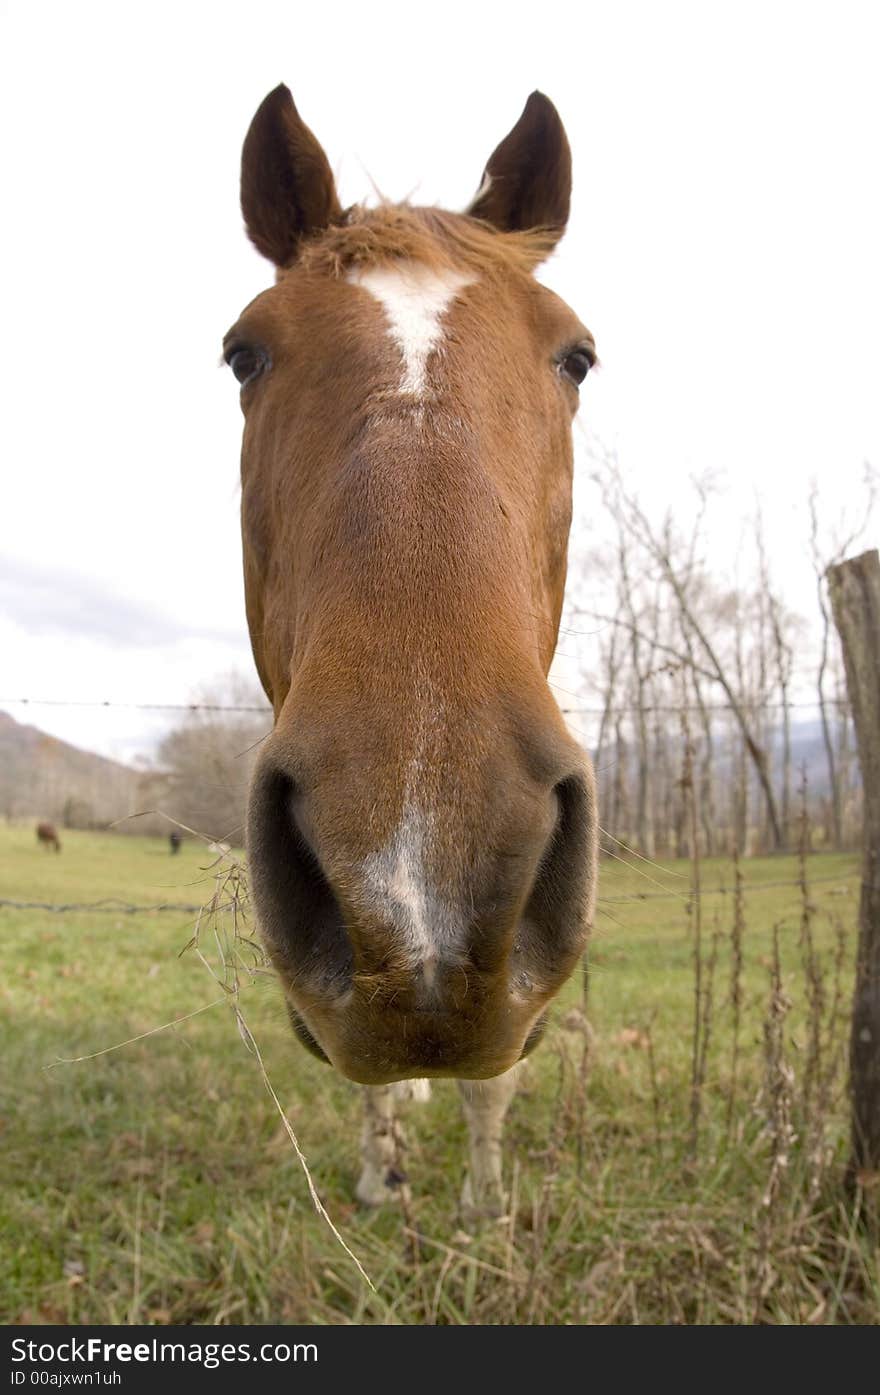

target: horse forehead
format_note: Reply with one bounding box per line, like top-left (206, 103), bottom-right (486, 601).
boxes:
top-left (346, 261), bottom-right (475, 395)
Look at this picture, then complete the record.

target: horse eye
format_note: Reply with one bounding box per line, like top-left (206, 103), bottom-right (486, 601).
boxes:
top-left (559, 348), bottom-right (593, 388)
top-left (226, 345), bottom-right (268, 387)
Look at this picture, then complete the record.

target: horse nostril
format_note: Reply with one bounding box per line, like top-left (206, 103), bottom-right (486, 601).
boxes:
top-left (246, 759), bottom-right (353, 995)
top-left (514, 769), bottom-right (596, 975)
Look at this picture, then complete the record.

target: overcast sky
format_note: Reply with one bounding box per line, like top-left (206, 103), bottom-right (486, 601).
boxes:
top-left (2, 0), bottom-right (878, 762)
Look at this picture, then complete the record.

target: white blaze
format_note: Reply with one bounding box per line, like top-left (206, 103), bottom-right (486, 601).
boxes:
top-left (362, 804), bottom-right (434, 959)
top-left (348, 262), bottom-right (474, 396)
top-left (361, 801), bottom-right (465, 971)
top-left (347, 264), bottom-right (475, 966)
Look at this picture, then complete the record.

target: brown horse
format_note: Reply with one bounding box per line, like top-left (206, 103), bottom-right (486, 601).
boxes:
top-left (227, 86), bottom-right (598, 1214)
top-left (36, 821), bottom-right (61, 852)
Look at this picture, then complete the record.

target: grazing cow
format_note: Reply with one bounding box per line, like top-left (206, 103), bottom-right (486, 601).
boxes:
top-left (36, 821), bottom-right (61, 853)
top-left (169, 831), bottom-right (182, 854)
top-left (227, 87), bottom-right (597, 1215)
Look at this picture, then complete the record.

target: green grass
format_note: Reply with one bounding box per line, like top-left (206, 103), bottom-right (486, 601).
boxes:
top-left (1, 825), bottom-right (876, 1325)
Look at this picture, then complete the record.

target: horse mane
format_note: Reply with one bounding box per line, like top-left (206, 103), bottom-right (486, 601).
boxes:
top-left (295, 203), bottom-right (559, 281)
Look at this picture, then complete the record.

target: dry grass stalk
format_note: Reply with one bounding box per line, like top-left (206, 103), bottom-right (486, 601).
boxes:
top-left (644, 1010), bottom-right (663, 1158)
top-left (576, 951), bottom-right (592, 1176)
top-left (821, 915), bottom-right (851, 1110)
top-left (797, 780), bottom-right (825, 1106)
top-left (726, 845), bottom-right (746, 1136)
top-left (680, 714), bottom-right (704, 1162)
top-left (181, 840), bottom-right (376, 1292)
top-left (696, 911), bottom-right (721, 1147)
top-left (796, 779), bottom-right (828, 1204)
top-left (752, 920), bottom-right (796, 1318)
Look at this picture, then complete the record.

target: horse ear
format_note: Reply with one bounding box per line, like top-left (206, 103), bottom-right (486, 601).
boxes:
top-left (241, 84), bottom-right (342, 268)
top-left (466, 91), bottom-right (571, 245)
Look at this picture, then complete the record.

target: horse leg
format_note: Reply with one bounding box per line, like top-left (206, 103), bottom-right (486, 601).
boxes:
top-left (457, 1063), bottom-right (521, 1221)
top-left (355, 1081), bottom-right (430, 1206)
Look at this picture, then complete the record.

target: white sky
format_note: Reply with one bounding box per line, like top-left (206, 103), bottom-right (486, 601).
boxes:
top-left (2, 0), bottom-right (879, 762)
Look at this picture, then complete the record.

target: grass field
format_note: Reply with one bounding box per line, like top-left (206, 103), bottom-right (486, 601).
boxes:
top-left (1, 825), bottom-right (877, 1325)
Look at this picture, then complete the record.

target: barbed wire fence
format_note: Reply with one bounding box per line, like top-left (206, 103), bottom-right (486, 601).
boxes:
top-left (0, 688), bottom-right (862, 920)
top-left (0, 691), bottom-right (854, 719)
top-left (0, 870), bottom-right (858, 919)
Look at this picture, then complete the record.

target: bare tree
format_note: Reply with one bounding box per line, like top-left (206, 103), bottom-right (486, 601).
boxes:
top-left (156, 673), bottom-right (271, 844)
top-left (755, 508), bottom-right (800, 849)
top-left (562, 446), bottom-right (867, 859)
top-left (617, 530), bottom-right (655, 856)
top-left (591, 458), bottom-right (785, 850)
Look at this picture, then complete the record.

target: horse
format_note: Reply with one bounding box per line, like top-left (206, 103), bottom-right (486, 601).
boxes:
top-left (36, 821), bottom-right (61, 853)
top-left (226, 85), bottom-right (598, 1217)
top-left (169, 831), bottom-right (182, 854)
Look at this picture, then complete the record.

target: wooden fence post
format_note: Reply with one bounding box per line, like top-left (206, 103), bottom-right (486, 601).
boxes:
top-left (826, 548), bottom-right (880, 1187)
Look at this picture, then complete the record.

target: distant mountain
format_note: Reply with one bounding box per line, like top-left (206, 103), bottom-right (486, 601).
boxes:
top-left (762, 717), bottom-right (857, 798)
top-left (0, 710), bottom-right (144, 826)
top-left (1, 706), bottom-right (856, 838)
top-left (578, 712), bottom-right (857, 803)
